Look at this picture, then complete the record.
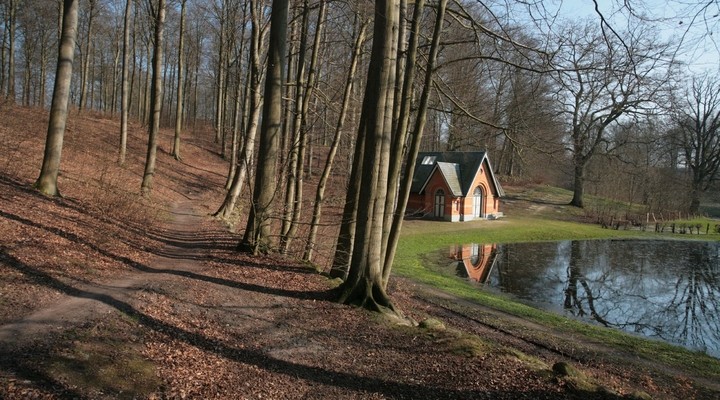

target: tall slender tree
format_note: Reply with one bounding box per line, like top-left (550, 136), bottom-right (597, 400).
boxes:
top-left (118, 0), bottom-right (132, 164)
top-left (6, 0), bottom-right (18, 102)
top-left (280, 0), bottom-right (327, 254)
top-left (213, 0), bottom-right (227, 146)
top-left (214, 0), bottom-right (266, 221)
top-left (34, 0), bottom-right (79, 197)
top-left (171, 0), bottom-right (187, 160)
top-left (78, 0), bottom-right (95, 113)
top-left (239, 0), bottom-right (289, 254)
top-left (304, 17), bottom-right (368, 263)
top-left (140, 0), bottom-right (166, 195)
top-left (383, 0), bottom-right (447, 286)
top-left (335, 0), bottom-right (398, 312)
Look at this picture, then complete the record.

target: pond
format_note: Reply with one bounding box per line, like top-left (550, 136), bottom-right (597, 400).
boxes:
top-left (441, 240), bottom-right (720, 358)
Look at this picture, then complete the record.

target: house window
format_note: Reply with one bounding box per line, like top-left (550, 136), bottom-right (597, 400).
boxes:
top-left (434, 189), bottom-right (445, 218)
top-left (473, 186), bottom-right (483, 218)
top-left (421, 156), bottom-right (436, 165)
top-left (470, 243), bottom-right (480, 266)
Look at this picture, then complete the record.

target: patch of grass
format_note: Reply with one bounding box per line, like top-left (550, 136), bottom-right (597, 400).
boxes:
top-left (445, 334), bottom-right (491, 357)
top-left (393, 215), bottom-right (720, 379)
top-left (501, 347), bottom-right (550, 372)
top-left (48, 316), bottom-right (159, 399)
top-left (429, 329), bottom-right (492, 358)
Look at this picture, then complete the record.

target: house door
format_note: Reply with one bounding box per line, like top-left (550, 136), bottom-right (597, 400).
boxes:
top-left (473, 186), bottom-right (483, 218)
top-left (434, 189), bottom-right (445, 218)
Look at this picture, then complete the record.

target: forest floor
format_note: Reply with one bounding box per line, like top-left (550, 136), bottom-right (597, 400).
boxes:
top-left (1, 102), bottom-right (719, 399)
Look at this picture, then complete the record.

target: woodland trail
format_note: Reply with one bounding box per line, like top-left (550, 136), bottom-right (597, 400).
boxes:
top-left (0, 198), bottom-right (214, 346)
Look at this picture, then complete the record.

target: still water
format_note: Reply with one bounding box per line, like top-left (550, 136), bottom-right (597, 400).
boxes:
top-left (442, 240), bottom-right (720, 358)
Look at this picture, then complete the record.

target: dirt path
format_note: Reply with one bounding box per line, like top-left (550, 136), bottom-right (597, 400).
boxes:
top-left (0, 199), bottom-right (211, 345)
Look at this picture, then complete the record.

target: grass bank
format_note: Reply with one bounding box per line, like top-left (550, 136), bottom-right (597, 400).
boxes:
top-left (393, 215), bottom-right (720, 379)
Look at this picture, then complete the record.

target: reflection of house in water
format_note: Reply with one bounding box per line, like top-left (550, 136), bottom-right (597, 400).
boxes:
top-left (449, 243), bottom-right (498, 283)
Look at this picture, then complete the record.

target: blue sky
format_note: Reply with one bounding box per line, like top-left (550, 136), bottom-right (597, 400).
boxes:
top-left (553, 0), bottom-right (720, 72)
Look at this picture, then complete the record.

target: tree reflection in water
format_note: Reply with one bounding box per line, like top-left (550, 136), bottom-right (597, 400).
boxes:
top-left (448, 240), bottom-right (720, 357)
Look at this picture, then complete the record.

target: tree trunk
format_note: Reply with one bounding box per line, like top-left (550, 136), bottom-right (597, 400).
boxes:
top-left (281, 0), bottom-right (327, 254)
top-left (7, 0), bottom-right (17, 102)
top-left (239, 0), bottom-right (289, 255)
top-left (0, 8), bottom-right (6, 96)
top-left (223, 2), bottom-right (250, 190)
top-left (78, 0), bottom-right (95, 113)
top-left (192, 19), bottom-right (200, 129)
top-left (336, 0), bottom-right (398, 314)
top-left (129, 5), bottom-right (137, 119)
top-left (39, 32), bottom-right (49, 108)
top-left (383, 0), bottom-right (447, 286)
top-left (570, 161), bottom-right (585, 208)
top-left (140, 0), bottom-right (166, 195)
top-left (279, 2), bottom-right (308, 252)
top-left (381, 0), bottom-right (425, 278)
top-left (34, 0), bottom-right (79, 197)
top-left (118, 0), bottom-right (132, 164)
top-left (570, 163), bottom-right (585, 208)
top-left (391, 0), bottom-right (407, 130)
top-left (214, 1), bottom-right (226, 145)
top-left (172, 0), bottom-right (186, 160)
top-left (214, 1), bottom-right (264, 221)
top-left (142, 40), bottom-right (151, 122)
top-left (304, 17), bottom-right (367, 263)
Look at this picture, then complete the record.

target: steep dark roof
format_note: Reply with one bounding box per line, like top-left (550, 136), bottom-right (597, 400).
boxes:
top-left (410, 151), bottom-right (505, 197)
top-left (435, 162), bottom-right (463, 196)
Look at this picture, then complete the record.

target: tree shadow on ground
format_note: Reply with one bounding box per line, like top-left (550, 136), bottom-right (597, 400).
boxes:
top-left (0, 249), bottom-right (611, 399)
top-left (0, 209), bottom-right (327, 300)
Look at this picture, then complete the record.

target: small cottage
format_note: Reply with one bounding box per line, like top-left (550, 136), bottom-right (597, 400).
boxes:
top-left (407, 151), bottom-right (504, 222)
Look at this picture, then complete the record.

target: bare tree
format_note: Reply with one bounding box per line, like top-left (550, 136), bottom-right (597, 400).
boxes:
top-left (550, 20), bottom-right (672, 207)
top-left (239, 0), bottom-right (289, 254)
top-left (335, 0), bottom-right (399, 312)
top-left (171, 0), bottom-right (187, 160)
top-left (78, 0), bottom-right (96, 113)
top-left (211, 0), bottom-right (228, 146)
top-left (6, 0), bottom-right (18, 102)
top-left (383, 0), bottom-right (448, 286)
top-left (214, 0), bottom-right (266, 220)
top-left (118, 0), bottom-right (132, 164)
top-left (140, 0), bottom-right (166, 195)
top-left (280, 0), bottom-right (327, 254)
top-left (304, 16), bottom-right (368, 263)
top-left (669, 73), bottom-right (720, 213)
top-left (34, 0), bottom-right (79, 197)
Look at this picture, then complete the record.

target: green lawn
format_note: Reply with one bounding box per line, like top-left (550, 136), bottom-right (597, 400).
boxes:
top-left (392, 213), bottom-right (720, 378)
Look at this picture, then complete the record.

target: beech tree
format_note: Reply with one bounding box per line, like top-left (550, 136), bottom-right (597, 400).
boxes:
top-left (35, 0), bottom-right (79, 196)
top-left (335, 0), bottom-right (399, 312)
top-left (214, 0), bottom-right (266, 221)
top-left (118, 0), bottom-right (132, 164)
top-left (77, 0), bottom-right (96, 112)
top-left (280, 0), bottom-right (327, 254)
top-left (383, 0), bottom-right (447, 286)
top-left (171, 0), bottom-right (186, 160)
top-left (4, 0), bottom-right (18, 102)
top-left (140, 0), bottom-right (166, 195)
top-left (240, 0), bottom-right (289, 254)
top-left (304, 16), bottom-right (368, 263)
